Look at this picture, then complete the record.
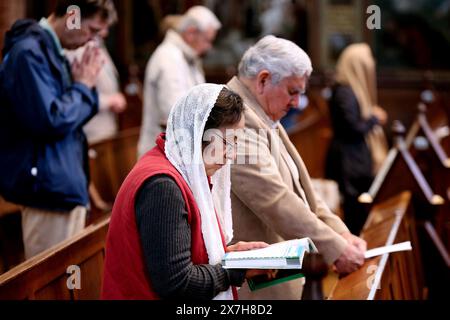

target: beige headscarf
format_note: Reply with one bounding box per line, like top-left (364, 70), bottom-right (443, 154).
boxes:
top-left (335, 43), bottom-right (388, 174)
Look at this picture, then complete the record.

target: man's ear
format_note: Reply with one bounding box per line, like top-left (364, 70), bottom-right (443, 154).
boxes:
top-left (256, 70), bottom-right (271, 95)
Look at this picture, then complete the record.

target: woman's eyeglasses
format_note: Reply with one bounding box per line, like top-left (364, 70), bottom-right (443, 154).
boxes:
top-left (212, 133), bottom-right (238, 155)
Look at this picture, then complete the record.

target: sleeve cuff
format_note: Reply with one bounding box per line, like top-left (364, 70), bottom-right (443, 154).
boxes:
top-left (72, 82), bottom-right (99, 109)
top-left (225, 269), bottom-right (247, 287)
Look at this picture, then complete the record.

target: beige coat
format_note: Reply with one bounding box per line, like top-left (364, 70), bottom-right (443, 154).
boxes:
top-left (227, 77), bottom-right (349, 300)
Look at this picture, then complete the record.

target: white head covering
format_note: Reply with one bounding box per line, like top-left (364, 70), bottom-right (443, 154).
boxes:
top-left (178, 5), bottom-right (222, 32)
top-left (165, 83), bottom-right (234, 300)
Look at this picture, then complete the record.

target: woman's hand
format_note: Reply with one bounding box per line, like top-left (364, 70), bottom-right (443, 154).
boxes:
top-left (226, 241), bottom-right (269, 252)
top-left (226, 242), bottom-right (276, 280)
top-left (245, 269), bottom-right (279, 280)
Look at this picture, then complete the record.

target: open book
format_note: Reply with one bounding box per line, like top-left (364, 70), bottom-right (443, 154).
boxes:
top-left (222, 238), bottom-right (318, 270)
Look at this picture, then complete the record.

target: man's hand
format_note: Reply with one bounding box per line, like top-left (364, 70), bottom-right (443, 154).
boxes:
top-left (71, 45), bottom-right (104, 89)
top-left (333, 243), bottom-right (365, 276)
top-left (107, 93), bottom-right (127, 113)
top-left (341, 232), bottom-right (367, 253)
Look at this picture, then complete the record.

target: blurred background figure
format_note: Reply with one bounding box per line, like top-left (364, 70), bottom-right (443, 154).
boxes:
top-left (158, 14), bottom-right (182, 39)
top-left (66, 7), bottom-right (127, 145)
top-left (138, 6), bottom-right (221, 157)
top-left (325, 43), bottom-right (389, 234)
top-left (259, 0), bottom-right (296, 38)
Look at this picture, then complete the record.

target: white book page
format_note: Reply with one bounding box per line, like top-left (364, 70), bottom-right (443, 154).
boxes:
top-left (365, 241), bottom-right (412, 259)
top-left (224, 238), bottom-right (312, 260)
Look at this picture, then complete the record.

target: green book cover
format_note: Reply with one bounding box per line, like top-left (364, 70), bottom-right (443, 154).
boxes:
top-left (247, 270), bottom-right (305, 292)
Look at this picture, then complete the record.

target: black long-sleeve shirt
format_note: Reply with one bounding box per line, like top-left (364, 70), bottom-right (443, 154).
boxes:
top-left (328, 84), bottom-right (379, 141)
top-left (326, 84), bottom-right (377, 197)
top-left (135, 175), bottom-right (246, 301)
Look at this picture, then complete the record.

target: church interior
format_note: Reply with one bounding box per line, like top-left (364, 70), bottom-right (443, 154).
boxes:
top-left (0, 0), bottom-right (449, 302)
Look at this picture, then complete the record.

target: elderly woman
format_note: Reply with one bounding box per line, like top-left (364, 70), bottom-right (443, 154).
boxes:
top-left (102, 84), bottom-right (269, 300)
top-left (325, 43), bottom-right (389, 234)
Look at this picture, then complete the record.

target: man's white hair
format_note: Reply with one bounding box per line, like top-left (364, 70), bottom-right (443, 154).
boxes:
top-left (177, 6), bottom-right (222, 32)
top-left (238, 35), bottom-right (313, 84)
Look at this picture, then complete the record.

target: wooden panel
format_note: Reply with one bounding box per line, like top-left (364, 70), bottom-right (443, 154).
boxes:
top-left (0, 1), bottom-right (26, 63)
top-left (89, 142), bottom-right (118, 203)
top-left (407, 107), bottom-right (450, 249)
top-left (73, 252), bottom-right (105, 300)
top-left (396, 253), bottom-right (412, 299)
top-left (378, 88), bottom-right (421, 140)
top-left (361, 217), bottom-right (397, 250)
top-left (288, 89), bottom-right (333, 179)
top-left (0, 196), bottom-right (21, 218)
top-left (331, 257), bottom-right (381, 300)
top-left (34, 276), bottom-right (72, 301)
top-left (330, 192), bottom-right (424, 300)
top-left (362, 192), bottom-right (411, 231)
top-left (0, 218), bottom-right (109, 300)
top-left (89, 128), bottom-right (140, 204)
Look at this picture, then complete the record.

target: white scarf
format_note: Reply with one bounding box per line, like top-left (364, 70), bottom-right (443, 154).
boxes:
top-left (165, 84), bottom-right (234, 300)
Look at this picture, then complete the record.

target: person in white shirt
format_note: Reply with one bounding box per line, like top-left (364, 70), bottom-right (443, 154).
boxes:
top-left (66, 12), bottom-right (127, 145)
top-left (138, 6), bottom-right (221, 157)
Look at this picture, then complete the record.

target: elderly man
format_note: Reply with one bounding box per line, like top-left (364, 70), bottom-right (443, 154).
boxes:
top-left (138, 6), bottom-right (221, 157)
top-left (227, 36), bottom-right (367, 300)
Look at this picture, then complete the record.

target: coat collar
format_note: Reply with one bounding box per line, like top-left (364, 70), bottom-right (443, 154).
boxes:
top-left (165, 30), bottom-right (200, 66)
top-left (37, 20), bottom-right (71, 87)
top-left (39, 18), bottom-right (64, 58)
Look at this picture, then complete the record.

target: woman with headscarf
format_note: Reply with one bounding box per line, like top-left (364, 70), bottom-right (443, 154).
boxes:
top-left (102, 84), bottom-right (270, 300)
top-left (325, 43), bottom-right (389, 234)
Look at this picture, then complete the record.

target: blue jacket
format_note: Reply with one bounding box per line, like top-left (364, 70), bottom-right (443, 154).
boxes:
top-left (0, 20), bottom-right (98, 211)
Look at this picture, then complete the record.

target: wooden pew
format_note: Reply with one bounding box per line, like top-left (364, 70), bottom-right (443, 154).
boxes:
top-left (359, 121), bottom-right (444, 207)
top-left (0, 128), bottom-right (138, 275)
top-left (358, 120), bottom-right (449, 299)
top-left (0, 196), bottom-right (23, 275)
top-left (405, 104), bottom-right (450, 249)
top-left (0, 196), bottom-right (21, 219)
top-left (405, 103), bottom-right (449, 169)
top-left (88, 127), bottom-right (140, 206)
top-left (0, 217), bottom-right (109, 300)
top-left (329, 192), bottom-right (425, 300)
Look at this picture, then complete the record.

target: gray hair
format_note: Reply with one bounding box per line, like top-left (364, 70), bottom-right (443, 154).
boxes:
top-left (238, 35), bottom-right (313, 84)
top-left (177, 6), bottom-right (222, 33)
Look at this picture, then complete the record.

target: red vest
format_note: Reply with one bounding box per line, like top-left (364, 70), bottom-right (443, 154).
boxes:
top-left (101, 134), bottom-right (236, 300)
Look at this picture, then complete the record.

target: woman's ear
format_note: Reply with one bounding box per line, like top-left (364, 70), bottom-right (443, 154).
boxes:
top-left (256, 70), bottom-right (270, 95)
